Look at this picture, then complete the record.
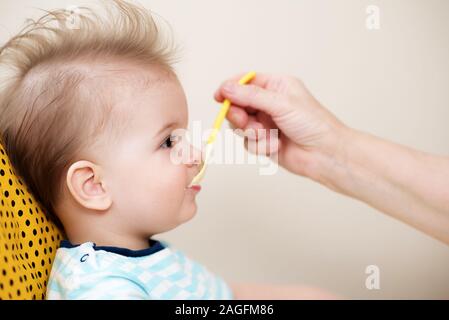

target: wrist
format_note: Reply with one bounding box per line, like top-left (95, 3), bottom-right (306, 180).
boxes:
top-left (304, 122), bottom-right (356, 194)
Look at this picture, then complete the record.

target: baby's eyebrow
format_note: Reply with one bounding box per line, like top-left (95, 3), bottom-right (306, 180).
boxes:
top-left (154, 121), bottom-right (178, 139)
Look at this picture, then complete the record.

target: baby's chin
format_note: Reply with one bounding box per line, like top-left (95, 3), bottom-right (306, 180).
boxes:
top-left (177, 197), bottom-right (198, 224)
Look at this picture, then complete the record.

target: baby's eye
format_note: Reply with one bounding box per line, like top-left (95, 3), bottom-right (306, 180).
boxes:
top-left (160, 134), bottom-right (176, 149)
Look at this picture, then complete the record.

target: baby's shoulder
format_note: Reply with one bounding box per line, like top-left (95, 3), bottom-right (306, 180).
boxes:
top-left (47, 242), bottom-right (151, 299)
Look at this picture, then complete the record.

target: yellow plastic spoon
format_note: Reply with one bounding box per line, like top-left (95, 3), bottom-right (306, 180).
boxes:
top-left (188, 71), bottom-right (256, 187)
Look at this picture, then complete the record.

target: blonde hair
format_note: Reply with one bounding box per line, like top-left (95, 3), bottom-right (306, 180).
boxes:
top-left (0, 0), bottom-right (177, 226)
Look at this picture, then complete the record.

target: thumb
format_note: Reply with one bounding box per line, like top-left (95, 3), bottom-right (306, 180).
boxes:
top-left (221, 82), bottom-right (288, 118)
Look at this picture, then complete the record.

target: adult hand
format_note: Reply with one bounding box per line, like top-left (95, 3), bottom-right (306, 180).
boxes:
top-left (214, 73), bottom-right (348, 180)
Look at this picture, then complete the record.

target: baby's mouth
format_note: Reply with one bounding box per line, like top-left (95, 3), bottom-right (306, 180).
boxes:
top-left (185, 184), bottom-right (201, 193)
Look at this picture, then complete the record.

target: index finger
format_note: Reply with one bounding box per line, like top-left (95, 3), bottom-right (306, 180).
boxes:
top-left (214, 72), bottom-right (272, 103)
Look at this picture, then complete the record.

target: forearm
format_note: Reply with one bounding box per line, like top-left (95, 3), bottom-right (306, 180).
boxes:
top-left (309, 126), bottom-right (449, 244)
top-left (230, 282), bottom-right (339, 300)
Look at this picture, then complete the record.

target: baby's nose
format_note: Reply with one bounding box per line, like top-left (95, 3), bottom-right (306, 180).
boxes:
top-left (186, 144), bottom-right (202, 168)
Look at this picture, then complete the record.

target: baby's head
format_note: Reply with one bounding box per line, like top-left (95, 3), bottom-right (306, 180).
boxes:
top-left (0, 0), bottom-right (202, 248)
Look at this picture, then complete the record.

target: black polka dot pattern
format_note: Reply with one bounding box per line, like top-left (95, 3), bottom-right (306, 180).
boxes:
top-left (0, 142), bottom-right (64, 300)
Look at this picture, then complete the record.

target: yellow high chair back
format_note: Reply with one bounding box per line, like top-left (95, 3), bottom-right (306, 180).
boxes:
top-left (0, 140), bottom-right (64, 300)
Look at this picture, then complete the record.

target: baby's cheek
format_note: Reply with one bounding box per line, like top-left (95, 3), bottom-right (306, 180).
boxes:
top-left (117, 161), bottom-right (187, 232)
top-left (162, 166), bottom-right (187, 195)
top-left (148, 164), bottom-right (186, 200)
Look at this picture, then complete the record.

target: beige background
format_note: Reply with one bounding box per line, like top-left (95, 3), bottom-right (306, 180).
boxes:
top-left (1, 0), bottom-right (448, 299)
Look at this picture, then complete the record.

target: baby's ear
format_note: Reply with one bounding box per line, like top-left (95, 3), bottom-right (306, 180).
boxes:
top-left (66, 160), bottom-right (112, 211)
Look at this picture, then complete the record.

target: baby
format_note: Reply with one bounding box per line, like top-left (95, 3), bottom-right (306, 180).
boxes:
top-left (0, 0), bottom-right (334, 300)
top-left (0, 0), bottom-right (230, 299)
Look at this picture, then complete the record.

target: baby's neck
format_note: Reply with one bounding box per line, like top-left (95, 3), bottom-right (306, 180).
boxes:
top-left (65, 227), bottom-right (152, 250)
top-left (57, 204), bottom-right (154, 250)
